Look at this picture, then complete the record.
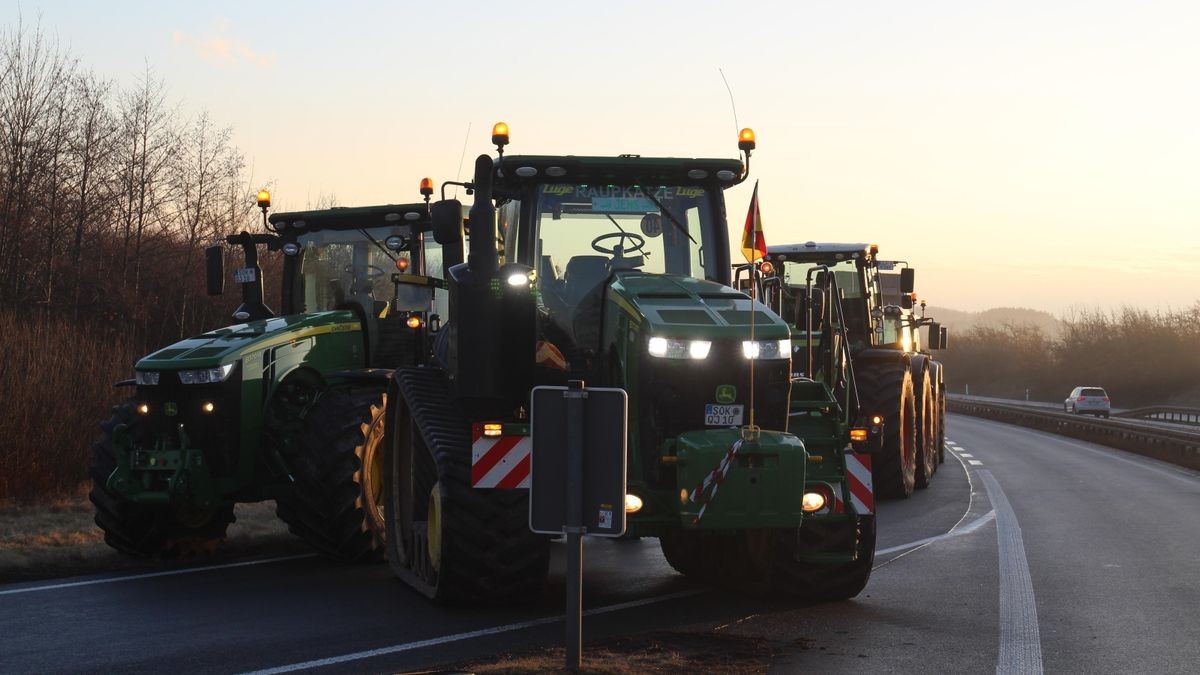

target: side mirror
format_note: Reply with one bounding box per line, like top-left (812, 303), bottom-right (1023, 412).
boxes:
top-left (940, 326), bottom-right (949, 349)
top-left (431, 199), bottom-right (464, 245)
top-left (901, 293), bottom-right (913, 310)
top-left (900, 268), bottom-right (915, 294)
top-left (927, 322), bottom-right (942, 349)
top-left (205, 245), bottom-right (224, 296)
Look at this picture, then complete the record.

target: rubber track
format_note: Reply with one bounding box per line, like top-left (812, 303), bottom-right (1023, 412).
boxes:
top-left (90, 402), bottom-right (235, 558)
top-left (392, 367), bottom-right (549, 605)
top-left (856, 362), bottom-right (917, 498)
top-left (275, 384), bottom-right (384, 562)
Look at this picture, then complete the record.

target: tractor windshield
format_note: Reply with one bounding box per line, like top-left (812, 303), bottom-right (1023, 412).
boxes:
top-left (294, 226), bottom-right (402, 312)
top-left (779, 257), bottom-right (872, 345)
top-left (531, 184), bottom-right (721, 306)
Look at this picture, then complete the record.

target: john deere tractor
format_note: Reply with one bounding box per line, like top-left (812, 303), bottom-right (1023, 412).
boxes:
top-left (762, 243), bottom-right (947, 498)
top-left (380, 125), bottom-right (875, 604)
top-left (91, 187), bottom-right (444, 560)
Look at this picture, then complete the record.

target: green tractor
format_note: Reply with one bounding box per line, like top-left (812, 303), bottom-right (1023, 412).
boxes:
top-left (761, 243), bottom-right (947, 498)
top-left (380, 124), bottom-right (875, 604)
top-left (91, 186), bottom-right (444, 560)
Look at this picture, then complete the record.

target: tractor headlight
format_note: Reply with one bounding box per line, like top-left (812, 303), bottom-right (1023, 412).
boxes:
top-left (135, 371), bottom-right (160, 386)
top-left (648, 337), bottom-right (711, 360)
top-left (178, 363), bottom-right (235, 385)
top-left (742, 339), bottom-right (791, 360)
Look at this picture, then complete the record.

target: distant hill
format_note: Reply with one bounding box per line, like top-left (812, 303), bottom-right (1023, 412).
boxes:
top-left (925, 306), bottom-right (1064, 338)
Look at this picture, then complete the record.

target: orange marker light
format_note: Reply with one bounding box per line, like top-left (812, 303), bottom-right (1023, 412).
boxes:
top-left (850, 428), bottom-right (868, 442)
top-left (492, 122), bottom-right (510, 147)
top-left (871, 414), bottom-right (884, 426)
top-left (759, 261), bottom-right (775, 275)
top-left (738, 127), bottom-right (756, 151)
top-left (406, 315), bottom-right (423, 329)
top-left (396, 257), bottom-right (410, 271)
top-left (419, 177), bottom-right (434, 197)
top-left (869, 244), bottom-right (879, 255)
top-left (256, 189), bottom-right (271, 208)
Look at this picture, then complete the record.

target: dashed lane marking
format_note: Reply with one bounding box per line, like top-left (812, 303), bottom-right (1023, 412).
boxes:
top-left (959, 453), bottom-right (974, 457)
top-left (968, 459), bottom-right (984, 466)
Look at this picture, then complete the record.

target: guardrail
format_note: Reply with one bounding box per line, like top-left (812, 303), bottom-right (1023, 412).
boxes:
top-left (1115, 406), bottom-right (1200, 427)
top-left (947, 397), bottom-right (1200, 471)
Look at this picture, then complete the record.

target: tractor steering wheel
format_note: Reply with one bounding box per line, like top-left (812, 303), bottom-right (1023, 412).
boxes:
top-left (591, 231), bottom-right (646, 257)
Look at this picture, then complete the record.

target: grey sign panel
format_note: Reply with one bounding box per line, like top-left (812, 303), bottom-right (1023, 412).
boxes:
top-left (529, 385), bottom-right (628, 537)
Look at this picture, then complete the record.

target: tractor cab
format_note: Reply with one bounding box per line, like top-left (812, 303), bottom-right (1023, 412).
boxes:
top-left (266, 202), bottom-right (440, 367)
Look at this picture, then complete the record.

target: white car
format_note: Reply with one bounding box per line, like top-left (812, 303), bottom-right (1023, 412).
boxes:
top-left (1064, 386), bottom-right (1110, 417)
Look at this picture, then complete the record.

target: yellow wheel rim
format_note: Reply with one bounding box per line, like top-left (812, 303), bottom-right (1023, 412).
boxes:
top-left (427, 482), bottom-right (443, 572)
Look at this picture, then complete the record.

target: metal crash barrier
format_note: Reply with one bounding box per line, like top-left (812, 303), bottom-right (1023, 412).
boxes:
top-left (947, 396), bottom-right (1200, 471)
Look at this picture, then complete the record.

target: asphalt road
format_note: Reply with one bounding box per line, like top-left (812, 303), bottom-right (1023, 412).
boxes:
top-left (2, 415), bottom-right (1197, 674)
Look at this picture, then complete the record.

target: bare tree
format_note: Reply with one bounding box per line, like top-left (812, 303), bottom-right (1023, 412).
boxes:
top-left (67, 70), bottom-right (118, 318)
top-left (0, 16), bottom-right (76, 304)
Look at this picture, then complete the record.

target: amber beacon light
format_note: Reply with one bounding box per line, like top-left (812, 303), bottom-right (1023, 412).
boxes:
top-left (738, 127), bottom-right (756, 152)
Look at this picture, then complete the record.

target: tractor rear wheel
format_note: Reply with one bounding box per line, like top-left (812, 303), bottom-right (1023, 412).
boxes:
top-left (90, 401), bottom-right (235, 558)
top-left (385, 368), bottom-right (549, 604)
top-left (274, 384), bottom-right (385, 562)
top-left (915, 369), bottom-right (937, 489)
top-left (857, 363), bottom-right (917, 498)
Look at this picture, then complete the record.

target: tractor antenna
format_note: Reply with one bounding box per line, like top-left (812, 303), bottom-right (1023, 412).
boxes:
top-left (453, 121), bottom-right (472, 200)
top-left (719, 68), bottom-right (740, 136)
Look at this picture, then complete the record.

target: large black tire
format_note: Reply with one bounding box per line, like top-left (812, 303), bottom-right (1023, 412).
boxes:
top-left (914, 366), bottom-right (937, 489)
top-left (384, 368), bottom-right (549, 604)
top-left (90, 401), bottom-right (235, 558)
top-left (275, 384), bottom-right (386, 562)
top-left (856, 363), bottom-right (917, 498)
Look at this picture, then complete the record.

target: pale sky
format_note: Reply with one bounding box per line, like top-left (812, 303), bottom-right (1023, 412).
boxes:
top-left (6, 1), bottom-right (1198, 313)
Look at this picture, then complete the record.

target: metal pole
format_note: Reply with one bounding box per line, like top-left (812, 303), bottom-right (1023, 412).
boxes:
top-left (563, 379), bottom-right (587, 672)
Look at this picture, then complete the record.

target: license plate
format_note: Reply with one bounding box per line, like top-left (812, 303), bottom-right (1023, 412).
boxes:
top-left (705, 403), bottom-right (744, 426)
top-left (233, 267), bottom-right (257, 283)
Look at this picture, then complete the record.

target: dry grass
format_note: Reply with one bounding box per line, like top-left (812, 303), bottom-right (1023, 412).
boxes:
top-left (0, 310), bottom-right (139, 503)
top-left (446, 631), bottom-right (779, 674)
top-left (0, 495), bottom-right (305, 584)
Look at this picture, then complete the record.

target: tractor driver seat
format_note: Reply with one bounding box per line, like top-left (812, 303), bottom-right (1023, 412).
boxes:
top-left (562, 255), bottom-right (610, 306)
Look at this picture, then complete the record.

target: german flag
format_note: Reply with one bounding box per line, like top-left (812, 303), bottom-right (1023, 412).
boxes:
top-left (740, 180), bottom-right (766, 264)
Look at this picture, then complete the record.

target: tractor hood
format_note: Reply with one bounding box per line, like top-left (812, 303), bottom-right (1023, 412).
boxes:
top-left (135, 311), bottom-right (360, 371)
top-left (611, 273), bottom-right (790, 341)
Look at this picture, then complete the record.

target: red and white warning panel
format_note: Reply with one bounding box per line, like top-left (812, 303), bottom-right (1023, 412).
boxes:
top-left (845, 452), bottom-right (874, 515)
top-left (471, 425), bottom-right (532, 489)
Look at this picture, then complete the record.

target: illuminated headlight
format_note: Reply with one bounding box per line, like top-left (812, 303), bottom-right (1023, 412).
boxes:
top-left (178, 363), bottom-right (235, 385)
top-left (801, 491), bottom-right (827, 513)
top-left (506, 271), bottom-right (530, 287)
top-left (742, 339), bottom-right (791, 360)
top-left (648, 337), bottom-right (711, 359)
top-left (624, 494), bottom-right (643, 513)
top-left (135, 371), bottom-right (160, 386)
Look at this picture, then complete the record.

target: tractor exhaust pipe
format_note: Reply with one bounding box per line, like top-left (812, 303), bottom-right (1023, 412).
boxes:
top-left (466, 154), bottom-right (498, 279)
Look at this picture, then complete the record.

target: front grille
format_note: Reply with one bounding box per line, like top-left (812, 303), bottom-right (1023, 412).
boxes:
top-left (135, 366), bottom-right (242, 477)
top-left (636, 342), bottom-right (790, 485)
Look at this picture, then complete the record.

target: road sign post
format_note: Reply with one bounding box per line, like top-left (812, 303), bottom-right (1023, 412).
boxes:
top-left (530, 380), bottom-right (627, 672)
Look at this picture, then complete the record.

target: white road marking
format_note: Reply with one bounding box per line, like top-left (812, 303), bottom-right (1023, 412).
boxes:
top-left (0, 553), bottom-right (318, 596)
top-left (980, 470), bottom-right (1043, 675)
top-left (968, 460), bottom-right (984, 466)
top-left (876, 509), bottom-right (996, 556)
top-left (239, 589), bottom-right (706, 675)
top-left (959, 453), bottom-right (974, 457)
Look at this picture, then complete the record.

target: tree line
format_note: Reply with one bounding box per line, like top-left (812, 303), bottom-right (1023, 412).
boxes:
top-left (938, 305), bottom-right (1200, 408)
top-left (0, 18), bottom-right (257, 348)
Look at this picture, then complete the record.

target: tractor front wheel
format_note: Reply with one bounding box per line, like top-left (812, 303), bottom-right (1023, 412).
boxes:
top-left (857, 364), bottom-right (918, 498)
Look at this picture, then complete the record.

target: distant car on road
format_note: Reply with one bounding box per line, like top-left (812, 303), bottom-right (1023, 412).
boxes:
top-left (1064, 386), bottom-right (1111, 417)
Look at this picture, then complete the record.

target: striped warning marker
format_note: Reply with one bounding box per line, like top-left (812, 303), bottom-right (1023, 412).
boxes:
top-left (845, 453), bottom-right (874, 515)
top-left (471, 425), bottom-right (532, 488)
